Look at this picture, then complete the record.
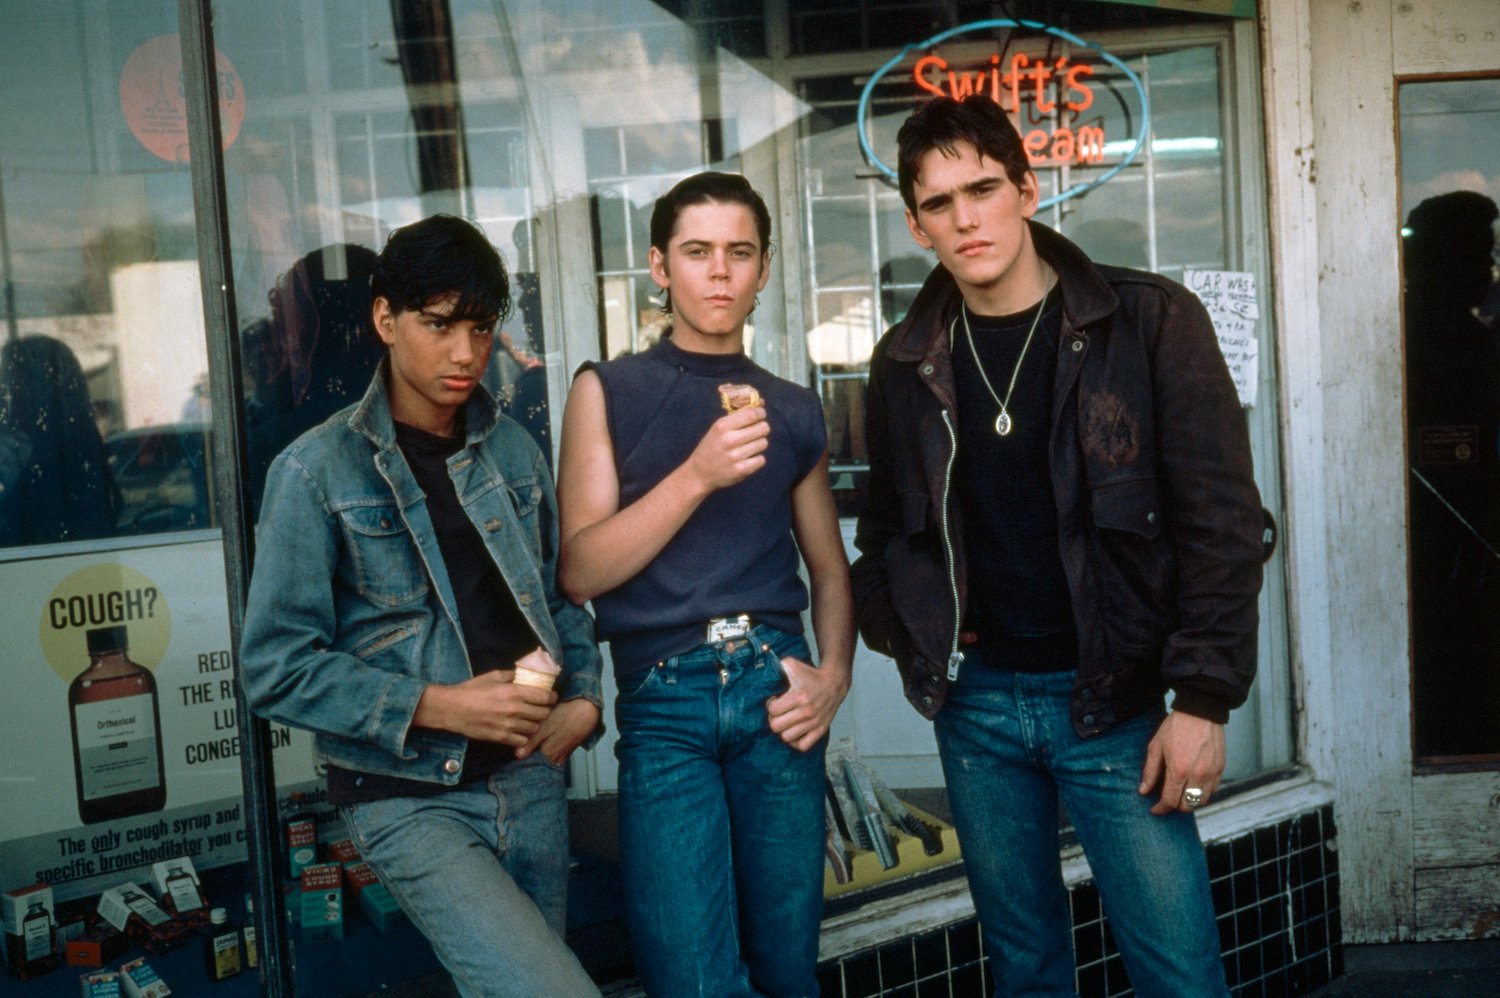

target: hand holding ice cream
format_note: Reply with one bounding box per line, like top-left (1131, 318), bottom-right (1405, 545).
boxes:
top-left (513, 647), bottom-right (562, 690)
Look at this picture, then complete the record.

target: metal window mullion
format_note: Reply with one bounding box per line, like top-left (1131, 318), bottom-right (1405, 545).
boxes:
top-left (174, 2), bottom-right (293, 995)
top-left (1142, 53), bottom-right (1161, 274)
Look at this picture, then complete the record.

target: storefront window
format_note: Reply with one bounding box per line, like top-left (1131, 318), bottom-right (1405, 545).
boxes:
top-left (0, 5), bottom-right (1293, 994)
top-left (0, 3), bottom-right (319, 990)
top-left (0, 11), bottom-right (216, 549)
top-left (1399, 76), bottom-right (1500, 762)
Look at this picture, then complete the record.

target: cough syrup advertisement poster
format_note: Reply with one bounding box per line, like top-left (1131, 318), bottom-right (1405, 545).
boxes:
top-left (0, 539), bottom-right (317, 901)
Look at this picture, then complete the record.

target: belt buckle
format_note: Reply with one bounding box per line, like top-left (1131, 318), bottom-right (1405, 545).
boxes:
top-left (706, 614), bottom-right (751, 643)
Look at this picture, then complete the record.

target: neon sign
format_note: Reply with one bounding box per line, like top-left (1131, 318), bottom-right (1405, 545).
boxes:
top-left (856, 19), bottom-right (1150, 208)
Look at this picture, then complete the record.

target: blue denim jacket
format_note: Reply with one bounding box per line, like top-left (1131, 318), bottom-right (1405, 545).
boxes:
top-left (241, 361), bottom-right (603, 784)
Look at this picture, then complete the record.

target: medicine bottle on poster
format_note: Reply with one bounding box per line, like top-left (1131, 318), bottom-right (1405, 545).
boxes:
top-left (68, 625), bottom-right (167, 824)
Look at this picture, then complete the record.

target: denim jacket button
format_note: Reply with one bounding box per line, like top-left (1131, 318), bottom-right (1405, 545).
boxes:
top-left (1082, 713), bottom-right (1096, 725)
top-left (1072, 340), bottom-right (1084, 352)
top-left (443, 759), bottom-right (460, 774)
top-left (518, 593), bottom-right (533, 606)
top-left (379, 517), bottom-right (392, 529)
top-left (921, 695), bottom-right (933, 708)
top-left (921, 364), bottom-right (935, 375)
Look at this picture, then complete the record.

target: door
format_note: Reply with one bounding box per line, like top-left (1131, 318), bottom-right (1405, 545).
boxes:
top-left (1397, 73), bottom-right (1500, 940)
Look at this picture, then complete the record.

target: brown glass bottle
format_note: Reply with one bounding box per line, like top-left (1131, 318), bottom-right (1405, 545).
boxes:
top-left (5, 898), bottom-right (57, 978)
top-left (202, 907), bottom-right (242, 981)
top-left (68, 625), bottom-right (166, 824)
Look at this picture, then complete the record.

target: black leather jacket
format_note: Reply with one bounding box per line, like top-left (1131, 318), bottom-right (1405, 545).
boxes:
top-left (851, 223), bottom-right (1263, 737)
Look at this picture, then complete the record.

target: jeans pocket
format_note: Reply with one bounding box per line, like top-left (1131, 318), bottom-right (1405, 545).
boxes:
top-left (759, 629), bottom-right (812, 672)
top-left (339, 800), bottom-right (384, 855)
top-left (615, 663), bottom-right (664, 701)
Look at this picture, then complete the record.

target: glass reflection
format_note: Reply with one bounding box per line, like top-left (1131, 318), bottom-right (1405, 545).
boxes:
top-left (0, 336), bottom-right (121, 545)
top-left (1399, 76), bottom-right (1500, 760)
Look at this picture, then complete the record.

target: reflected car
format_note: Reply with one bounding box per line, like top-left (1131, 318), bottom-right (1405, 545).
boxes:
top-left (105, 423), bottom-right (215, 535)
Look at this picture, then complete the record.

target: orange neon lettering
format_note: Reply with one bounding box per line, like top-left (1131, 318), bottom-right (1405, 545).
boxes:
top-left (914, 55), bottom-right (948, 97)
top-left (947, 68), bottom-right (986, 100)
top-left (1008, 53), bottom-right (1028, 113)
top-left (1074, 125), bottom-right (1105, 163)
top-left (1065, 63), bottom-right (1095, 112)
top-left (1029, 61), bottom-right (1056, 114)
top-left (1051, 128), bottom-right (1075, 163)
top-left (911, 48), bottom-right (1105, 166)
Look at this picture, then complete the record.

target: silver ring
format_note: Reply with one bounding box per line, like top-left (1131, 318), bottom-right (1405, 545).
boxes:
top-left (1183, 787), bottom-right (1205, 808)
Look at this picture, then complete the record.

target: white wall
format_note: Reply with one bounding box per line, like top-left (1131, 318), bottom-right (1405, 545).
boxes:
top-left (1262, 0), bottom-right (1500, 942)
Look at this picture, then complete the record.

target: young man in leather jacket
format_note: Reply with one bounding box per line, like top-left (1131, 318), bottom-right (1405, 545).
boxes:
top-left (852, 96), bottom-right (1263, 997)
top-left (242, 215), bottom-right (602, 997)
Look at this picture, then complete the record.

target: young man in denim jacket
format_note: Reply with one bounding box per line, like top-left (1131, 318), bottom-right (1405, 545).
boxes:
top-left (242, 215), bottom-right (603, 997)
top-left (853, 97), bottom-right (1263, 996)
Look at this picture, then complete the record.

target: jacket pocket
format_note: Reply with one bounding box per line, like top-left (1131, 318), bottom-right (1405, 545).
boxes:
top-left (1090, 477), bottom-right (1173, 652)
top-left (505, 477), bottom-right (542, 518)
top-left (338, 504), bottom-right (431, 608)
top-left (350, 621), bottom-right (421, 660)
top-left (1091, 476), bottom-right (1164, 538)
top-left (502, 476), bottom-right (545, 553)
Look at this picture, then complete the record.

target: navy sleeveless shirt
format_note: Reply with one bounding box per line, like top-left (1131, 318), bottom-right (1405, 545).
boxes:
top-left (583, 335), bottom-right (826, 674)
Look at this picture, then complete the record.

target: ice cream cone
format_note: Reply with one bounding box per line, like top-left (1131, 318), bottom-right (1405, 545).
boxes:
top-left (513, 648), bottom-right (561, 690)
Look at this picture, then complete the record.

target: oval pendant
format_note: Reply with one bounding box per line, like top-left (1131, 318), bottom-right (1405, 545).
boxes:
top-left (995, 411), bottom-right (1013, 436)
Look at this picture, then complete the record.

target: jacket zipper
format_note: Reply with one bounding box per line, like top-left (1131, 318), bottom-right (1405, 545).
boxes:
top-left (939, 410), bottom-right (964, 681)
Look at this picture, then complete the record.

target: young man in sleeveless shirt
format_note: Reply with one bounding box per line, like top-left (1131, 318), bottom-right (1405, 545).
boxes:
top-left (557, 172), bottom-right (854, 998)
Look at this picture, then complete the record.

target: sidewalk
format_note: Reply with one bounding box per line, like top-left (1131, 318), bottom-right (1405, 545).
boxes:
top-left (1309, 939), bottom-right (1500, 996)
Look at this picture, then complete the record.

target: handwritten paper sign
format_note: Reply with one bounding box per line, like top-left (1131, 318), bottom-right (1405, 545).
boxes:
top-left (1184, 269), bottom-right (1259, 408)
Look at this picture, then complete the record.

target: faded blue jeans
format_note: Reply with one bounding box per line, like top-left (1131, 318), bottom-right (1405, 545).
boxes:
top-left (614, 624), bottom-right (826, 998)
top-left (339, 755), bottom-right (600, 997)
top-left (934, 663), bottom-right (1229, 998)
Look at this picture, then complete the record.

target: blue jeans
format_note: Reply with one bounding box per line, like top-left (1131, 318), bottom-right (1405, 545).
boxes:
top-left (934, 663), bottom-right (1229, 998)
top-left (339, 755), bottom-right (600, 997)
top-left (614, 624), bottom-right (826, 998)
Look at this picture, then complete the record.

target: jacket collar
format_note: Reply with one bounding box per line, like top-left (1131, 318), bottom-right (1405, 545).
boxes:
top-left (887, 221), bottom-right (1119, 363)
top-left (347, 357), bottom-right (502, 451)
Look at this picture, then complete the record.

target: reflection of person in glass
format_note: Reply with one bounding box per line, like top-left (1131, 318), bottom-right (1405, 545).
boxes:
top-left (244, 244), bottom-right (385, 513)
top-left (240, 216), bottom-right (603, 996)
top-left (1403, 190), bottom-right (1500, 756)
top-left (0, 335), bottom-right (120, 546)
top-left (486, 216), bottom-right (552, 462)
top-left (557, 173), bottom-right (853, 998)
top-left (852, 97), bottom-right (1263, 996)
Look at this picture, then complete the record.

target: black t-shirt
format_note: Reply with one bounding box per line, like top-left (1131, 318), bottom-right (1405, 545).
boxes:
top-left (327, 418), bottom-right (539, 804)
top-left (952, 298), bottom-right (1078, 672)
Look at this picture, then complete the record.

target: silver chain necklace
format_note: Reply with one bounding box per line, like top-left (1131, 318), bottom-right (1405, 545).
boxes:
top-left (953, 274), bottom-right (1054, 436)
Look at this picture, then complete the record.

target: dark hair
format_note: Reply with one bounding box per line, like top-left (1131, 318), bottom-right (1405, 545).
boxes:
top-left (370, 214), bottom-right (510, 323)
top-left (649, 171), bottom-right (772, 255)
top-left (896, 96), bottom-right (1032, 213)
